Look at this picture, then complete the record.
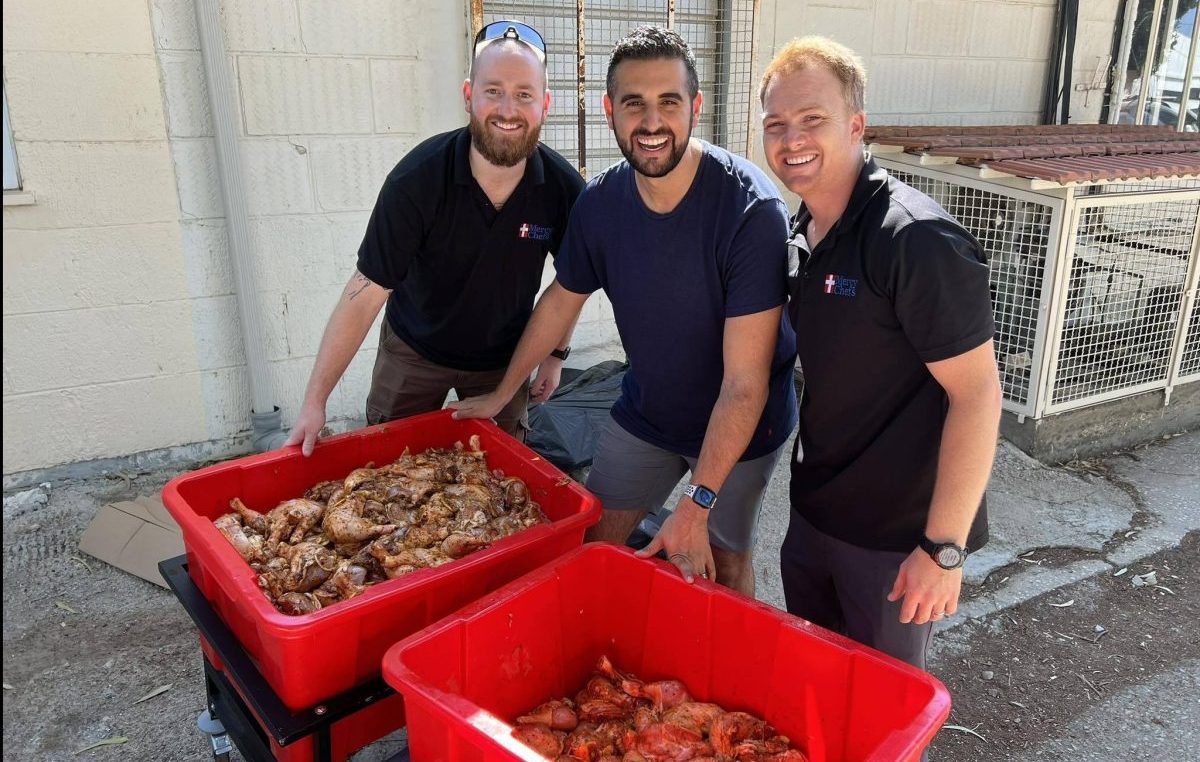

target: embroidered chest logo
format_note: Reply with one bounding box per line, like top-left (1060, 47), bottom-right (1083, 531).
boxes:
top-left (518, 223), bottom-right (553, 241)
top-left (823, 273), bottom-right (858, 297)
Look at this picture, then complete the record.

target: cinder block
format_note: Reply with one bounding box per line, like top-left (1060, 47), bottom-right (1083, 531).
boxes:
top-left (190, 294), bottom-right (247, 370)
top-left (803, 7), bottom-right (873, 60)
top-left (329, 212), bottom-right (372, 269)
top-left (908, 0), bottom-right (970, 57)
top-left (180, 220), bottom-right (236, 298)
top-left (171, 138), bottom-right (224, 220)
top-left (220, 0), bottom-right (302, 53)
top-left (871, 112), bottom-right (963, 127)
top-left (2, 374), bottom-right (208, 473)
top-left (4, 302), bottom-right (200, 393)
top-left (4, 0), bottom-right (154, 54)
top-left (865, 57), bottom-right (935, 114)
top-left (239, 56), bottom-right (372, 136)
top-left (331, 344), bottom-right (379, 421)
top-left (3, 141), bottom-right (178, 230)
top-left (298, 0), bottom-right (423, 56)
top-left (258, 290), bottom-right (292, 363)
top-left (160, 51), bottom-right (214, 138)
top-left (311, 137), bottom-right (415, 212)
top-left (268, 357), bottom-right (317, 418)
top-left (1081, 0), bottom-right (1121, 23)
top-left (150, 0), bottom-right (201, 51)
top-left (200, 365), bottom-right (251, 440)
top-left (2, 224), bottom-right (188, 314)
top-left (931, 59), bottom-right (996, 113)
top-left (282, 286), bottom-right (342, 358)
top-left (250, 215), bottom-right (340, 293)
top-left (1027, 4), bottom-right (1057, 60)
top-left (809, 0), bottom-right (872, 9)
top-left (993, 60), bottom-right (1047, 113)
top-left (241, 139), bottom-right (316, 216)
top-left (4, 52), bottom-right (166, 142)
top-left (372, 59), bottom-right (440, 135)
top-left (969, 4), bottom-right (1033, 59)
top-left (570, 316), bottom-right (620, 352)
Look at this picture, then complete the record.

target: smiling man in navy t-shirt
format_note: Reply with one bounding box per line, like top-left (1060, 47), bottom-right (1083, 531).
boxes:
top-left (452, 26), bottom-right (797, 596)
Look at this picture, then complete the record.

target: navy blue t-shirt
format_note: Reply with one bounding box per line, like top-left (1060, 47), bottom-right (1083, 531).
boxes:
top-left (555, 142), bottom-right (798, 460)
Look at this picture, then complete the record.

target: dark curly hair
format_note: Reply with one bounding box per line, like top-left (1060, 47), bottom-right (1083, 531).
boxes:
top-left (606, 26), bottom-right (699, 100)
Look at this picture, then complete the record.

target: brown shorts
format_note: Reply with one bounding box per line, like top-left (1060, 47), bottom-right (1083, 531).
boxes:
top-left (365, 320), bottom-right (529, 439)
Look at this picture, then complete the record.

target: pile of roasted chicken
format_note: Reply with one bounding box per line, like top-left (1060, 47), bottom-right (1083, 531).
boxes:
top-left (212, 435), bottom-right (548, 615)
top-left (512, 656), bottom-right (807, 761)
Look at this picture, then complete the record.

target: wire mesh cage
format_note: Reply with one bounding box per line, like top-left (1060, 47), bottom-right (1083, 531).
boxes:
top-left (882, 159), bottom-right (1200, 418)
top-left (477, 0), bottom-right (757, 175)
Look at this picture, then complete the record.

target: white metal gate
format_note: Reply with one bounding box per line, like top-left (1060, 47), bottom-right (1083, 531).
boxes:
top-left (881, 154), bottom-right (1200, 419)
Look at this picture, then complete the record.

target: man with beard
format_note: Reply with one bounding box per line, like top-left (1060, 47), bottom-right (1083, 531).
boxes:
top-left (760, 37), bottom-right (1001, 673)
top-left (285, 21), bottom-right (583, 455)
top-left (452, 27), bottom-right (797, 596)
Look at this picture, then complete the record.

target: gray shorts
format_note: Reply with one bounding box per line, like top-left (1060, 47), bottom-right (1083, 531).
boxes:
top-left (585, 415), bottom-right (786, 553)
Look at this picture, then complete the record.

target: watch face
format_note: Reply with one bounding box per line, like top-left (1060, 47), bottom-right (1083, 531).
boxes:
top-left (693, 487), bottom-right (716, 508)
top-left (936, 546), bottom-right (963, 568)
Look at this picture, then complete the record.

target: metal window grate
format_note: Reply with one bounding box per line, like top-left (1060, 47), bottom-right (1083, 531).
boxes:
top-left (1050, 197), bottom-right (1197, 405)
top-left (889, 170), bottom-right (1052, 408)
top-left (1181, 281), bottom-right (1200, 377)
top-left (479, 0), bottom-right (757, 175)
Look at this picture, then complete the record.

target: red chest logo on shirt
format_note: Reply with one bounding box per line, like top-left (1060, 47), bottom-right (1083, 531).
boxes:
top-left (824, 273), bottom-right (858, 297)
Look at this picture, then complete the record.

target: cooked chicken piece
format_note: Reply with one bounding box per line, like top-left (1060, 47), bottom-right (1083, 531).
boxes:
top-left (517, 699), bottom-right (579, 732)
top-left (512, 723), bottom-right (564, 758)
top-left (578, 699), bottom-right (627, 724)
top-left (708, 712), bottom-right (773, 757)
top-left (230, 497), bottom-right (270, 534)
top-left (632, 705), bottom-right (660, 732)
top-left (441, 532), bottom-right (489, 559)
top-left (403, 523), bottom-right (450, 549)
top-left (577, 676), bottom-right (637, 712)
top-left (501, 477), bottom-right (530, 510)
top-left (275, 499), bottom-right (327, 544)
top-left (275, 591), bottom-right (322, 615)
top-left (323, 494), bottom-right (397, 544)
top-left (418, 494), bottom-right (458, 525)
top-left (625, 722), bottom-right (711, 761)
top-left (213, 514), bottom-right (267, 564)
top-left (621, 679), bottom-right (691, 713)
top-left (660, 703), bottom-right (723, 736)
top-left (302, 480), bottom-right (341, 503)
top-left (342, 465), bottom-right (379, 491)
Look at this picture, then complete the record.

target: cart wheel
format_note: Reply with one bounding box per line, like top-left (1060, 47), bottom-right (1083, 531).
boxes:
top-left (198, 709), bottom-right (233, 760)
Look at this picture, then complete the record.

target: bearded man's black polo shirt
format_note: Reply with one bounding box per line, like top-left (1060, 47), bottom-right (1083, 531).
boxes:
top-left (787, 157), bottom-right (994, 553)
top-left (357, 127), bottom-right (584, 371)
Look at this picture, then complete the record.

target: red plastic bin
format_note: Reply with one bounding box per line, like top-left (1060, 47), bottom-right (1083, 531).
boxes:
top-left (382, 543), bottom-right (951, 762)
top-left (162, 410), bottom-right (601, 718)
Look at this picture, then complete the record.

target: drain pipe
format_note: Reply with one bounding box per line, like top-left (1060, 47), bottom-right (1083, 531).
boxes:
top-left (194, 0), bottom-right (288, 451)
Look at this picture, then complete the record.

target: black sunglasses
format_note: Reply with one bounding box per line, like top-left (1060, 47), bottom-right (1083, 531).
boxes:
top-left (473, 20), bottom-right (547, 62)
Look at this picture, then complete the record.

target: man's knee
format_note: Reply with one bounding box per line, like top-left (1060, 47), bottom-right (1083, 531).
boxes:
top-left (585, 509), bottom-right (646, 544)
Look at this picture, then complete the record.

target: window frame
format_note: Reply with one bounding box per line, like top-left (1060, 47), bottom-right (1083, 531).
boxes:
top-left (3, 83), bottom-right (21, 191)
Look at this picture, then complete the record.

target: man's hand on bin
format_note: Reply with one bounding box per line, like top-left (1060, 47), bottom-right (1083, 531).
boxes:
top-left (635, 498), bottom-right (717, 584)
top-left (283, 401), bottom-right (327, 457)
top-left (449, 392), bottom-right (507, 423)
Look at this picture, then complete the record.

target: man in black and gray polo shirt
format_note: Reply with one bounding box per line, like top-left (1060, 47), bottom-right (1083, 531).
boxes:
top-left (285, 21), bottom-right (584, 454)
top-left (759, 36), bottom-right (1003, 672)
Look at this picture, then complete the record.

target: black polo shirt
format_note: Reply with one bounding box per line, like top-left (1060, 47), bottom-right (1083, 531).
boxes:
top-left (356, 128), bottom-right (584, 371)
top-left (787, 157), bottom-right (994, 553)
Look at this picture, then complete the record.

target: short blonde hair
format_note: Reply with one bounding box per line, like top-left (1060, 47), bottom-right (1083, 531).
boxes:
top-left (759, 36), bottom-right (866, 113)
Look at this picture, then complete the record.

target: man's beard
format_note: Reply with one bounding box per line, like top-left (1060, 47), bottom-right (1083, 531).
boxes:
top-left (469, 113), bottom-right (543, 168)
top-left (617, 127), bottom-right (691, 178)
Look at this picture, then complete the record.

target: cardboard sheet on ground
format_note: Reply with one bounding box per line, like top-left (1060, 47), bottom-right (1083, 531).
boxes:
top-left (79, 494), bottom-right (183, 588)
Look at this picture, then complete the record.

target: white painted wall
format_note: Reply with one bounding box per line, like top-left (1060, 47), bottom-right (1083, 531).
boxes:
top-left (2, 0), bottom-right (623, 478)
top-left (0, 0), bottom-right (1124, 478)
top-left (3, 0), bottom-right (209, 475)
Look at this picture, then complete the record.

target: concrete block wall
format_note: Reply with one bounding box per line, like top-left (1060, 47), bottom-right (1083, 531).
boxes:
top-left (2, 0), bottom-right (209, 474)
top-left (757, 0), bottom-right (1058, 128)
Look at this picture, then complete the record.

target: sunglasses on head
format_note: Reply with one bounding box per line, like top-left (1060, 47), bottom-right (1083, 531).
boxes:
top-left (473, 20), bottom-right (547, 62)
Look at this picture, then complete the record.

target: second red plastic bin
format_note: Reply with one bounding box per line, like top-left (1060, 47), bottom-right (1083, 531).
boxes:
top-left (383, 543), bottom-right (951, 762)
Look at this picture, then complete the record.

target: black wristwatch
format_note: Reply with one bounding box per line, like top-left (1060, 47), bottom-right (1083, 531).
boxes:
top-left (919, 536), bottom-right (967, 570)
top-left (683, 484), bottom-right (718, 510)
top-left (550, 346), bottom-right (571, 361)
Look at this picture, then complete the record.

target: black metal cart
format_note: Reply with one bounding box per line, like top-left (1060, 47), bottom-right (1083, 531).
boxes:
top-left (159, 555), bottom-right (410, 762)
